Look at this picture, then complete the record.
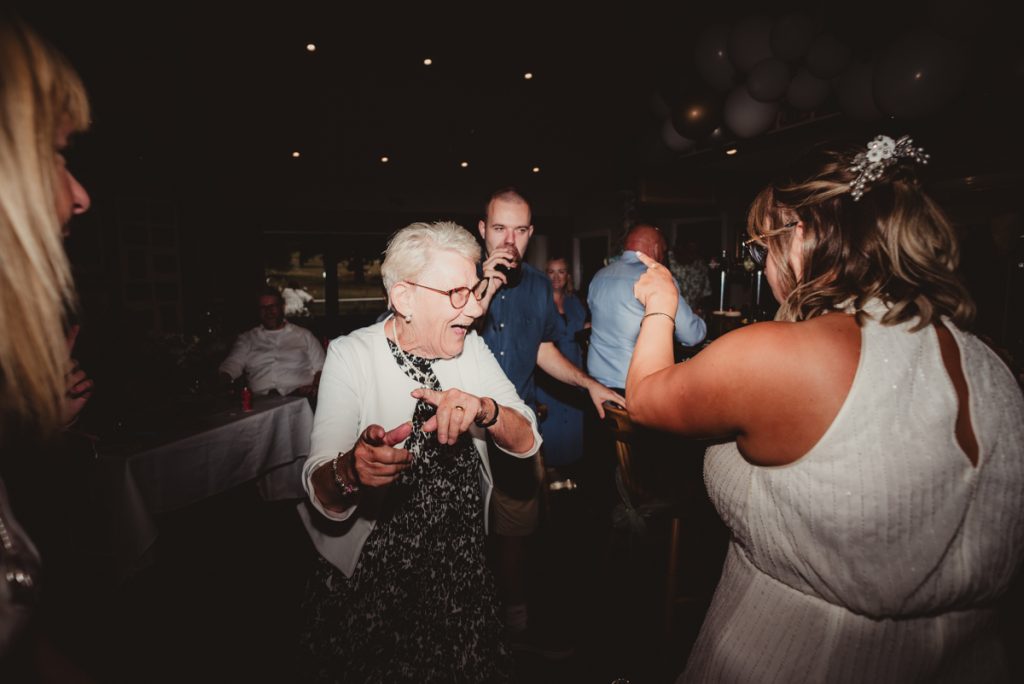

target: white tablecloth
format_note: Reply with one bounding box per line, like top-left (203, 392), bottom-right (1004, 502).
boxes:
top-left (101, 395), bottom-right (313, 580)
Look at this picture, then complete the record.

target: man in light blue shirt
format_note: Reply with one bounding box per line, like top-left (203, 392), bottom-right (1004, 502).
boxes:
top-left (587, 224), bottom-right (707, 391)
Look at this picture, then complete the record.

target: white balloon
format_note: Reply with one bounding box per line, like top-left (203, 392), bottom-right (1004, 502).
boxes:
top-left (771, 12), bottom-right (818, 61)
top-left (748, 58), bottom-right (792, 102)
top-left (806, 34), bottom-right (853, 79)
top-left (661, 119), bottom-right (696, 152)
top-left (695, 24), bottom-right (737, 92)
top-left (728, 15), bottom-right (773, 73)
top-left (724, 85), bottom-right (779, 138)
top-left (873, 29), bottom-right (967, 118)
top-left (786, 68), bottom-right (831, 110)
top-left (836, 61), bottom-right (882, 120)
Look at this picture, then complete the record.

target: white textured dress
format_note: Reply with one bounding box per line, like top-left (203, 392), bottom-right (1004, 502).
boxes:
top-left (682, 310), bottom-right (1024, 683)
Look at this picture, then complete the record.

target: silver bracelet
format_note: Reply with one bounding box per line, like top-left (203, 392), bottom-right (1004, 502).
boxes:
top-left (332, 452), bottom-right (360, 496)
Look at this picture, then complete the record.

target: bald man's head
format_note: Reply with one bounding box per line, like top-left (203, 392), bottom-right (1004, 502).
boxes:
top-left (624, 224), bottom-right (667, 263)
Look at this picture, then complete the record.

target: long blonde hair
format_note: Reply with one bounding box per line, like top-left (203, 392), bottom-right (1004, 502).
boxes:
top-left (747, 142), bottom-right (974, 330)
top-left (0, 15), bottom-right (90, 433)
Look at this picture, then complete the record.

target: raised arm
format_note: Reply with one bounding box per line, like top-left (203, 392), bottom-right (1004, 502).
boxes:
top-left (627, 250), bottom-right (750, 435)
top-left (625, 251), bottom-right (858, 467)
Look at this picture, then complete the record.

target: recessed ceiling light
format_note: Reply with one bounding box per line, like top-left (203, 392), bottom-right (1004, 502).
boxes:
top-left (424, 58), bottom-right (433, 66)
top-left (460, 161), bottom-right (469, 168)
top-left (523, 72), bottom-right (533, 80)
top-left (380, 156), bottom-right (389, 163)
top-left (532, 166), bottom-right (540, 173)
top-left (725, 148), bottom-right (738, 156)
top-left (291, 151), bottom-right (301, 158)
top-left (306, 43), bottom-right (316, 52)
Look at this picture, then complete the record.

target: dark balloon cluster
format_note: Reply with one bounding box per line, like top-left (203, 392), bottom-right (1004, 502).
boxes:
top-left (659, 1), bottom-right (978, 152)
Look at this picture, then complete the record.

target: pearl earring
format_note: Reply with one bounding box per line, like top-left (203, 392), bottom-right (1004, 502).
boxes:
top-left (404, 314), bottom-right (412, 323)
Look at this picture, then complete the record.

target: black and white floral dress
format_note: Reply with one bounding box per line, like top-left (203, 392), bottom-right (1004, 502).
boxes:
top-left (299, 339), bottom-right (512, 683)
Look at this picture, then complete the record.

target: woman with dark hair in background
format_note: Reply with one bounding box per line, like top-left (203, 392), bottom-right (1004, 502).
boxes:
top-left (627, 135), bottom-right (1024, 682)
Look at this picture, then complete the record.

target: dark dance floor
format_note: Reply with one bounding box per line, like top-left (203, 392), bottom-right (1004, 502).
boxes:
top-left (41, 449), bottom-right (1024, 683)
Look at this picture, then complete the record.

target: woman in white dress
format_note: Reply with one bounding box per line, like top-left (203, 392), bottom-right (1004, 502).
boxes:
top-left (626, 136), bottom-right (1024, 683)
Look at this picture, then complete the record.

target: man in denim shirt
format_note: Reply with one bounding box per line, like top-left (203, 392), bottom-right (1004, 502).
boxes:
top-left (477, 188), bottom-right (624, 656)
top-left (588, 224), bottom-right (707, 392)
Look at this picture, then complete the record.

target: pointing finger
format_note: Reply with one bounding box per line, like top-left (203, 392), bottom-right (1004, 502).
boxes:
top-left (634, 250), bottom-right (659, 269)
top-left (383, 421), bottom-right (413, 446)
top-left (410, 387), bottom-right (443, 406)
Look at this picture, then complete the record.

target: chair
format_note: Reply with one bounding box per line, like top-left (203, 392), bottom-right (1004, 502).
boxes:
top-left (602, 401), bottom-right (693, 636)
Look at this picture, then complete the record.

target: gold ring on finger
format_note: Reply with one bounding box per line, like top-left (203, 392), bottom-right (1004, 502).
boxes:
top-left (454, 405), bottom-right (465, 411)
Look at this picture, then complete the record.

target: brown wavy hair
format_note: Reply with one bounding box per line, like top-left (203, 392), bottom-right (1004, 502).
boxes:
top-left (746, 141), bottom-right (974, 330)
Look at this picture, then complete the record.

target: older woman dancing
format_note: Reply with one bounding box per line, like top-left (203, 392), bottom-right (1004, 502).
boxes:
top-left (298, 221), bottom-right (540, 682)
top-left (627, 136), bottom-right (1024, 682)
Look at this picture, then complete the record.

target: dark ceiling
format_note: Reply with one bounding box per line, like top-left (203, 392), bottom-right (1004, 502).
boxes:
top-left (18, 1), bottom-right (1022, 219)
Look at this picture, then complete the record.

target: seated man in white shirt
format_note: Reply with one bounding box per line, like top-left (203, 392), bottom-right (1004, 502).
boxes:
top-left (218, 288), bottom-right (326, 397)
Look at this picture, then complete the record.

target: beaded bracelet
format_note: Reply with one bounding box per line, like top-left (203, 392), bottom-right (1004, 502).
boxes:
top-left (332, 452), bottom-right (360, 496)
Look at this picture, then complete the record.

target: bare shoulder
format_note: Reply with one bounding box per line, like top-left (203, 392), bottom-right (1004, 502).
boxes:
top-left (706, 313), bottom-right (857, 363)
top-left (627, 312), bottom-right (861, 455)
top-left (725, 313), bottom-right (861, 465)
top-left (690, 319), bottom-right (809, 383)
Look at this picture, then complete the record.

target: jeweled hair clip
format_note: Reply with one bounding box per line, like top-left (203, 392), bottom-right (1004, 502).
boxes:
top-left (848, 135), bottom-right (929, 202)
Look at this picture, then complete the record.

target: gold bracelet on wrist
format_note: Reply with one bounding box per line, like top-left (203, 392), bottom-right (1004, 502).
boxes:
top-left (642, 311), bottom-right (675, 326)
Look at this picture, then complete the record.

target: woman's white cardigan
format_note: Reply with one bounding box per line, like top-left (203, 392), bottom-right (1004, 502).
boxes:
top-left (299, 319), bottom-right (541, 576)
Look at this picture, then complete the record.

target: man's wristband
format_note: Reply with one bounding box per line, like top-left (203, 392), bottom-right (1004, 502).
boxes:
top-left (332, 452), bottom-right (360, 496)
top-left (475, 397), bottom-right (500, 428)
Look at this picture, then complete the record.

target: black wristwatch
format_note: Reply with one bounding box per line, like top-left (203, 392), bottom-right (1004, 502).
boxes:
top-left (474, 397), bottom-right (500, 428)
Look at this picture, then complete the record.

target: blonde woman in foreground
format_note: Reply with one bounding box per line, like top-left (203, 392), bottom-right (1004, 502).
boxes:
top-left (0, 11), bottom-right (92, 672)
top-left (627, 136), bottom-right (1024, 683)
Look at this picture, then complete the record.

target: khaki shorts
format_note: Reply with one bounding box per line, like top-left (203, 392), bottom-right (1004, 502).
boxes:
top-left (488, 449), bottom-right (545, 537)
top-left (491, 484), bottom-right (540, 536)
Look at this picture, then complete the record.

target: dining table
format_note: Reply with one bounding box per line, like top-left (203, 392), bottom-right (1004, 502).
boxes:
top-left (96, 394), bottom-right (314, 581)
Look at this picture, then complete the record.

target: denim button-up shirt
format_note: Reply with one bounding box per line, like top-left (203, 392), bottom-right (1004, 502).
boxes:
top-left (587, 251), bottom-right (707, 389)
top-left (480, 261), bottom-right (559, 409)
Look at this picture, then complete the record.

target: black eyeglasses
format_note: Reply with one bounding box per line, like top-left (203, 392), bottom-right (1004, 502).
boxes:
top-left (406, 278), bottom-right (489, 308)
top-left (742, 220), bottom-right (799, 269)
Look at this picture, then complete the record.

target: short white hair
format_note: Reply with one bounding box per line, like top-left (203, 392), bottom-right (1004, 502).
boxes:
top-left (381, 221), bottom-right (482, 296)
